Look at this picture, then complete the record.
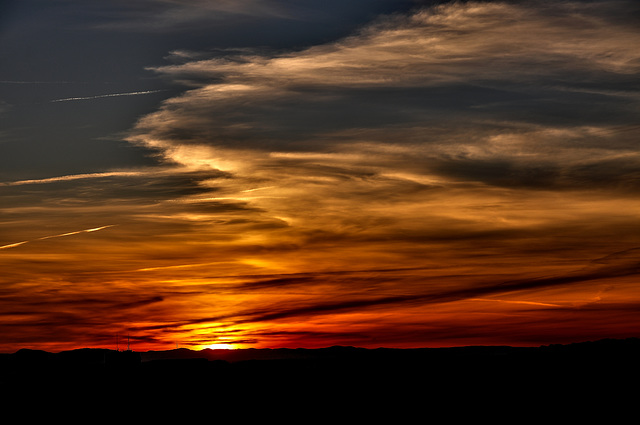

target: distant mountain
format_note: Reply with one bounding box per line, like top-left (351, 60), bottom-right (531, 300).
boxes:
top-left (139, 337), bottom-right (640, 363)
top-left (1, 338), bottom-right (638, 411)
top-left (3, 337), bottom-right (639, 369)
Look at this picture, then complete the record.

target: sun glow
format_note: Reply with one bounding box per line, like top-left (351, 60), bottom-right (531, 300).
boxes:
top-left (206, 343), bottom-right (236, 350)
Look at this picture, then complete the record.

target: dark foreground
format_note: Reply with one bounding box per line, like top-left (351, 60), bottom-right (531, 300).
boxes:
top-left (1, 338), bottom-right (638, 418)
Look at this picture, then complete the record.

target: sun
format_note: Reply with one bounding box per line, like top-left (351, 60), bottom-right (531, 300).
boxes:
top-left (206, 343), bottom-right (236, 350)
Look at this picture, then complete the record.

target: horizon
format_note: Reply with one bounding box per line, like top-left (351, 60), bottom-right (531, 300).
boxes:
top-left (5, 335), bottom-right (638, 356)
top-left (1, 0), bottom-right (639, 353)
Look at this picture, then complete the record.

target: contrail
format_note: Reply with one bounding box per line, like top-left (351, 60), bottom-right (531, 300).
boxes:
top-left (37, 225), bottom-right (116, 240)
top-left (51, 89), bottom-right (165, 103)
top-left (0, 171), bottom-right (144, 186)
top-left (0, 80), bottom-right (79, 84)
top-left (0, 241), bottom-right (28, 250)
top-left (469, 298), bottom-right (562, 307)
top-left (0, 226), bottom-right (116, 250)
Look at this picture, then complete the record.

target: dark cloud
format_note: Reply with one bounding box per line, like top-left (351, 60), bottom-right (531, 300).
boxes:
top-left (167, 247), bottom-right (640, 328)
top-left (125, 0), bottom-right (640, 206)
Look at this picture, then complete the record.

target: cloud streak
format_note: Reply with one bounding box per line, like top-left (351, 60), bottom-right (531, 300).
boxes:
top-left (0, 171), bottom-right (147, 186)
top-left (50, 89), bottom-right (165, 103)
top-left (237, 249), bottom-right (640, 322)
top-left (0, 241), bottom-right (28, 250)
top-left (0, 225), bottom-right (116, 250)
top-left (37, 225), bottom-right (116, 240)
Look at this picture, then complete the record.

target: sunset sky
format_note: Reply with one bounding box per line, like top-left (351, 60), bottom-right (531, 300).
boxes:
top-left (1, 0), bottom-right (639, 352)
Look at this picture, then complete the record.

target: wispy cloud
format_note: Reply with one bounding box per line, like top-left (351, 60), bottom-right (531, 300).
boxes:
top-left (129, 0), bottom-right (640, 196)
top-left (469, 298), bottom-right (563, 308)
top-left (85, 0), bottom-right (294, 32)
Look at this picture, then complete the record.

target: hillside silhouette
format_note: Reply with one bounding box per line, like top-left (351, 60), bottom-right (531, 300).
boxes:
top-left (2, 338), bottom-right (638, 412)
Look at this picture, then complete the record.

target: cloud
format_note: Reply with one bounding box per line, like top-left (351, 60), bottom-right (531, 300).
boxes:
top-left (119, 2), bottom-right (640, 274)
top-left (151, 13), bottom-right (636, 84)
top-left (81, 0), bottom-right (296, 32)
top-left (145, 1), bottom-right (640, 89)
top-left (114, 0), bottom-right (640, 351)
top-left (87, 1), bottom-right (640, 351)
top-left (237, 250), bottom-right (640, 322)
top-left (104, 249), bottom-right (640, 349)
top-left (79, 0), bottom-right (421, 33)
top-left (130, 246), bottom-right (640, 329)
top-left (127, 0), bottom-right (640, 195)
top-left (2, 1), bottom-right (639, 351)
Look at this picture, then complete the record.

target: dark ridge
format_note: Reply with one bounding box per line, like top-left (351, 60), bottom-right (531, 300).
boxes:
top-left (141, 337), bottom-right (640, 363)
top-left (3, 337), bottom-right (640, 368)
top-left (1, 338), bottom-right (638, 411)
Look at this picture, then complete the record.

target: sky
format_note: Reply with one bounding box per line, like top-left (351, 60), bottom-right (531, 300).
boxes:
top-left (1, 0), bottom-right (639, 353)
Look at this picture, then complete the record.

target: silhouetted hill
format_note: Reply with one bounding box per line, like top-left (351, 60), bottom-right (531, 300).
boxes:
top-left (1, 338), bottom-right (638, 413)
top-left (139, 337), bottom-right (640, 364)
top-left (3, 338), bottom-right (640, 375)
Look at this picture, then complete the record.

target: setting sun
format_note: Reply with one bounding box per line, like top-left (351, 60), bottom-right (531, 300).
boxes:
top-left (205, 344), bottom-right (236, 350)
